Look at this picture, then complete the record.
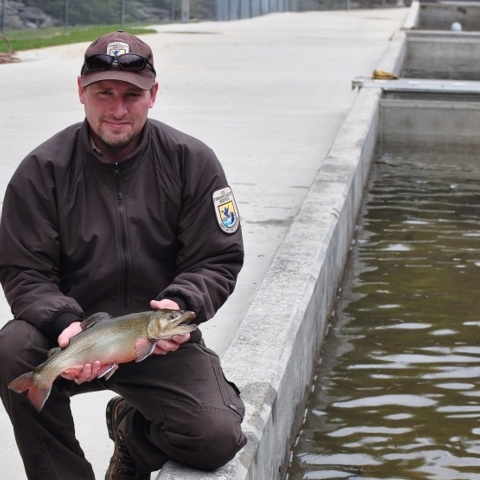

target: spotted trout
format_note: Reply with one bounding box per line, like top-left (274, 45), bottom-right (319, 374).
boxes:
top-left (8, 309), bottom-right (197, 411)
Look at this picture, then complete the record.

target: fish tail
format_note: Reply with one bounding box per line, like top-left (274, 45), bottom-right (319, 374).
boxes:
top-left (8, 372), bottom-right (51, 412)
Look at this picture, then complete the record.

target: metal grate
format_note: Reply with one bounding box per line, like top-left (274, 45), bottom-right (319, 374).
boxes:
top-left (352, 76), bottom-right (480, 94)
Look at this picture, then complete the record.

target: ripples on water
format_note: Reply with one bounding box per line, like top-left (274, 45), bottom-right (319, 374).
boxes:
top-left (287, 144), bottom-right (480, 480)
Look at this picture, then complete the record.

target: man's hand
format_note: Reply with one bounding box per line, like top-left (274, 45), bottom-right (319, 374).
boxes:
top-left (150, 299), bottom-right (191, 355)
top-left (57, 321), bottom-right (83, 348)
top-left (57, 321), bottom-right (116, 383)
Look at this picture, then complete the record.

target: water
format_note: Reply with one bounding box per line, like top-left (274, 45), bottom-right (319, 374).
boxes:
top-left (287, 143), bottom-right (480, 480)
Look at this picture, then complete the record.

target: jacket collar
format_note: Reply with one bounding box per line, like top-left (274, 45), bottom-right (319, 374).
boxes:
top-left (81, 119), bottom-right (151, 173)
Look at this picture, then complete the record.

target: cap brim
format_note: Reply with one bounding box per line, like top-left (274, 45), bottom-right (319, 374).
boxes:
top-left (81, 70), bottom-right (155, 90)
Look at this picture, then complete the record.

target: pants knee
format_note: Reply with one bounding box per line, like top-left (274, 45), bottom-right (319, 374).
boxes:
top-left (160, 406), bottom-right (247, 471)
top-left (0, 320), bottom-right (52, 383)
top-left (199, 409), bottom-right (246, 469)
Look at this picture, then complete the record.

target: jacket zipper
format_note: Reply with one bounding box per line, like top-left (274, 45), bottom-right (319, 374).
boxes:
top-left (114, 164), bottom-right (130, 311)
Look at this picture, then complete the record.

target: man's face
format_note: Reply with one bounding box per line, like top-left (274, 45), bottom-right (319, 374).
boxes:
top-left (78, 78), bottom-right (158, 160)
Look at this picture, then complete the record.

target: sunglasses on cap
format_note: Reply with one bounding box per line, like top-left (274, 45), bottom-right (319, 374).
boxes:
top-left (81, 53), bottom-right (156, 76)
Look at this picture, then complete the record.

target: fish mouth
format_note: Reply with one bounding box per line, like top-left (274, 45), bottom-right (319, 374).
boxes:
top-left (164, 310), bottom-right (197, 332)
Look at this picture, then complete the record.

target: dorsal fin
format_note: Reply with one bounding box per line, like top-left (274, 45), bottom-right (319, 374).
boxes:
top-left (47, 347), bottom-right (62, 358)
top-left (80, 312), bottom-right (111, 331)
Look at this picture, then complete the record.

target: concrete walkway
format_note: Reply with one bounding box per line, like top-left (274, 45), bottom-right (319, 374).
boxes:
top-left (0, 8), bottom-right (408, 479)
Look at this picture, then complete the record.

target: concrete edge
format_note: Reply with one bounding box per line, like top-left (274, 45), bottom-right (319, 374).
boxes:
top-left (376, 28), bottom-right (406, 76)
top-left (158, 87), bottom-right (382, 480)
top-left (406, 29), bottom-right (480, 39)
top-left (403, 0), bottom-right (419, 30)
top-left (157, 17), bottom-right (408, 480)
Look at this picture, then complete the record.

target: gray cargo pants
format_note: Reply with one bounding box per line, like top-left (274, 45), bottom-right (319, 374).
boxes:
top-left (0, 319), bottom-right (247, 480)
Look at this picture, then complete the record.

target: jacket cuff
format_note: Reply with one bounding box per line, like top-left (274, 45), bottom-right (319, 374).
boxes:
top-left (47, 310), bottom-right (85, 340)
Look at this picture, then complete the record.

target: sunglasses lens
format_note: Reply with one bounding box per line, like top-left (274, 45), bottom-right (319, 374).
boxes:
top-left (117, 54), bottom-right (147, 71)
top-left (82, 53), bottom-right (154, 77)
top-left (85, 54), bottom-right (113, 71)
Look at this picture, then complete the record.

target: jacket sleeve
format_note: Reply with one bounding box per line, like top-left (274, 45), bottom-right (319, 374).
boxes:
top-left (0, 154), bottom-right (84, 339)
top-left (156, 140), bottom-right (244, 324)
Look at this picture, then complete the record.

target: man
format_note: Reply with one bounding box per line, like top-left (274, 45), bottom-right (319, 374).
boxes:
top-left (0, 31), bottom-right (246, 480)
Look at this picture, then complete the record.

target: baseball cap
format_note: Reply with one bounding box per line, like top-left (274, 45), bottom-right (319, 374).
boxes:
top-left (80, 30), bottom-right (156, 90)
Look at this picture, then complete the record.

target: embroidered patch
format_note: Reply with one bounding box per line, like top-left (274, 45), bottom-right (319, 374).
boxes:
top-left (213, 186), bottom-right (240, 234)
top-left (107, 41), bottom-right (129, 57)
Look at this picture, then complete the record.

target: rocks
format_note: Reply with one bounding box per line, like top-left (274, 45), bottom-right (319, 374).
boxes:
top-left (1, 0), bottom-right (173, 31)
top-left (3, 1), bottom-right (59, 30)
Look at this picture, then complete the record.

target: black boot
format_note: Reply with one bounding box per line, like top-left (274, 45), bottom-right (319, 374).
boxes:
top-left (105, 396), bottom-right (150, 480)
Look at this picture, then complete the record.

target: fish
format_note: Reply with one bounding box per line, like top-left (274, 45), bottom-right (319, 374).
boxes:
top-left (8, 309), bottom-right (197, 411)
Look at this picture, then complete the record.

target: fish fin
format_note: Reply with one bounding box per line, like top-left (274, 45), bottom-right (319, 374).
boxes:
top-left (8, 372), bottom-right (34, 394)
top-left (47, 347), bottom-right (62, 358)
top-left (8, 372), bottom-right (51, 412)
top-left (62, 367), bottom-right (81, 378)
top-left (80, 312), bottom-right (111, 331)
top-left (135, 339), bottom-right (156, 362)
top-left (97, 363), bottom-right (117, 380)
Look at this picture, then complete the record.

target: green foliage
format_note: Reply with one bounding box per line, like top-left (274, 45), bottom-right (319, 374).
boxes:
top-left (0, 25), bottom-right (157, 52)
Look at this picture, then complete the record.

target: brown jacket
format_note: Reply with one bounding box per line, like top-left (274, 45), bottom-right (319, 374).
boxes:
top-left (0, 119), bottom-right (243, 339)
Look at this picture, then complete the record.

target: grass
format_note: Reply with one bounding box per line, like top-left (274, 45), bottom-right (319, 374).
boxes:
top-left (0, 25), bottom-right (159, 53)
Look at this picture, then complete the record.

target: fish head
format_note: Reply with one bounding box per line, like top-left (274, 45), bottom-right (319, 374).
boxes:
top-left (147, 309), bottom-right (197, 340)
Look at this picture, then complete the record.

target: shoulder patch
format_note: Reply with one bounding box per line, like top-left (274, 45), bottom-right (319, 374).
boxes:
top-left (213, 186), bottom-right (240, 234)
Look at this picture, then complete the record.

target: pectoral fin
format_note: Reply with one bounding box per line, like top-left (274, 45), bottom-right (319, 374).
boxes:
top-left (97, 363), bottom-right (118, 380)
top-left (134, 339), bottom-right (156, 362)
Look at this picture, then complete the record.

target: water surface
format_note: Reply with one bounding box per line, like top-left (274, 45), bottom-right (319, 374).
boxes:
top-left (287, 144), bottom-right (480, 480)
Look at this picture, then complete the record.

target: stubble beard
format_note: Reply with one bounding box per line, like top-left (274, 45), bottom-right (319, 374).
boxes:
top-left (97, 125), bottom-right (136, 149)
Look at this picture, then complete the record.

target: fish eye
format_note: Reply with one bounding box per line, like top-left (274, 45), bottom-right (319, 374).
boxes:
top-left (168, 313), bottom-right (178, 320)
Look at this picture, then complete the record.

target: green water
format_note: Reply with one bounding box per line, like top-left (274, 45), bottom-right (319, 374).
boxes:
top-left (287, 144), bottom-right (480, 480)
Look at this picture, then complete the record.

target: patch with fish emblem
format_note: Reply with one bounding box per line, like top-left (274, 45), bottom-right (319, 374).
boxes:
top-left (107, 42), bottom-right (129, 57)
top-left (213, 186), bottom-right (240, 234)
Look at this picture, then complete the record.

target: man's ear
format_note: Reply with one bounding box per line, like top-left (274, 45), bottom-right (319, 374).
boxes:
top-left (149, 82), bottom-right (159, 109)
top-left (77, 76), bottom-right (86, 105)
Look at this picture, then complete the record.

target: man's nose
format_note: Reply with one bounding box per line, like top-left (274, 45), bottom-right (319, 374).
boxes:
top-left (110, 97), bottom-right (128, 116)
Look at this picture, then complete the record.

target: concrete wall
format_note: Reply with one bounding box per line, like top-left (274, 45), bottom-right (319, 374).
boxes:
top-left (380, 96), bottom-right (480, 146)
top-left (404, 30), bottom-right (480, 78)
top-left (391, 0), bottom-right (480, 144)
top-left (158, 88), bottom-right (383, 480)
top-left (417, 1), bottom-right (480, 31)
top-left (402, 1), bottom-right (480, 78)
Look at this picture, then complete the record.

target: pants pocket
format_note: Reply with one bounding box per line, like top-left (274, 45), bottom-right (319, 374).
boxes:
top-left (196, 343), bottom-right (245, 419)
